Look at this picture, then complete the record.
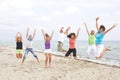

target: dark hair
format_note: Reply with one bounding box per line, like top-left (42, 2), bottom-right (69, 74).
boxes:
top-left (45, 33), bottom-right (49, 37)
top-left (67, 33), bottom-right (75, 38)
top-left (99, 25), bottom-right (106, 31)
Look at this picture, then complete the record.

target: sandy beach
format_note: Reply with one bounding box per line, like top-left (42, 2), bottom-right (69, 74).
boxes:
top-left (0, 46), bottom-right (120, 80)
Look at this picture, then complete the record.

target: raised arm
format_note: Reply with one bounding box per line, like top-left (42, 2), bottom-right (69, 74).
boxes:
top-left (26, 27), bottom-right (29, 38)
top-left (42, 29), bottom-right (46, 41)
top-left (64, 26), bottom-right (71, 35)
top-left (15, 32), bottom-right (19, 41)
top-left (75, 27), bottom-right (80, 39)
top-left (32, 28), bottom-right (36, 39)
top-left (50, 30), bottom-right (54, 40)
top-left (16, 32), bottom-right (19, 37)
top-left (83, 22), bottom-right (89, 35)
top-left (19, 32), bottom-right (22, 37)
top-left (104, 24), bottom-right (117, 35)
top-left (96, 17), bottom-right (99, 31)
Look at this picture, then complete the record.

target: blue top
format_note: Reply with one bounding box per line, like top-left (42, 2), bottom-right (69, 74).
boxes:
top-left (45, 41), bottom-right (50, 49)
top-left (96, 31), bottom-right (104, 44)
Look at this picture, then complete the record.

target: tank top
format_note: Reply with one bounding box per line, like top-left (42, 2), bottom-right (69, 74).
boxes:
top-left (69, 39), bottom-right (75, 49)
top-left (26, 38), bottom-right (33, 48)
top-left (45, 41), bottom-right (50, 49)
top-left (96, 31), bottom-right (104, 44)
top-left (88, 34), bottom-right (95, 45)
top-left (16, 42), bottom-right (23, 49)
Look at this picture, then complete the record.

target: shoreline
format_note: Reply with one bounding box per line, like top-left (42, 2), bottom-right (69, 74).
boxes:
top-left (0, 46), bottom-right (120, 80)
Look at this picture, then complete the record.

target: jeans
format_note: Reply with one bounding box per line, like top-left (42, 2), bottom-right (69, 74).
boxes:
top-left (23, 48), bottom-right (38, 59)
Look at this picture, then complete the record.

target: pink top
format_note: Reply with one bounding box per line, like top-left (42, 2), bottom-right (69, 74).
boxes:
top-left (69, 39), bottom-right (75, 49)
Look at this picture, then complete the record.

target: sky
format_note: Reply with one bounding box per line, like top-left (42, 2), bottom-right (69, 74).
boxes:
top-left (0, 0), bottom-right (120, 41)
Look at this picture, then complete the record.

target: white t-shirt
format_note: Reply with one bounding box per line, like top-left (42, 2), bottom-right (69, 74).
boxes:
top-left (58, 33), bottom-right (65, 43)
top-left (26, 40), bottom-right (33, 48)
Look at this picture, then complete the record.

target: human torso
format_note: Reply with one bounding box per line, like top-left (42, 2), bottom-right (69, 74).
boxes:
top-left (69, 39), bottom-right (76, 49)
top-left (95, 31), bottom-right (104, 44)
top-left (26, 39), bottom-right (33, 48)
top-left (45, 40), bottom-right (50, 49)
top-left (16, 42), bottom-right (23, 49)
top-left (88, 34), bottom-right (95, 45)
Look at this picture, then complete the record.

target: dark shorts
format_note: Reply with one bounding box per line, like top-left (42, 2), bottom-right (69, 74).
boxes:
top-left (65, 48), bottom-right (77, 57)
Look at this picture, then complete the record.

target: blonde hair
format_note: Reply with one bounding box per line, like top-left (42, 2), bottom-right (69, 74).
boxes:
top-left (16, 36), bottom-right (22, 42)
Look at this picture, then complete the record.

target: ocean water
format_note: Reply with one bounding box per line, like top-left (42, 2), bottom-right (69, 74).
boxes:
top-left (0, 40), bottom-right (120, 61)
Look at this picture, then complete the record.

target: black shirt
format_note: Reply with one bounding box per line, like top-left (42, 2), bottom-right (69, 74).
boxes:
top-left (16, 42), bottom-right (23, 49)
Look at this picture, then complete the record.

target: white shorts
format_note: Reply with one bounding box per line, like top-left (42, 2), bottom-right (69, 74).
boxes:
top-left (95, 44), bottom-right (104, 57)
top-left (44, 49), bottom-right (53, 53)
top-left (87, 45), bottom-right (96, 57)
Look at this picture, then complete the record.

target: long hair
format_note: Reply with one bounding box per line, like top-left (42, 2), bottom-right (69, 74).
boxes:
top-left (67, 33), bottom-right (76, 38)
top-left (99, 25), bottom-right (106, 31)
top-left (16, 36), bottom-right (22, 42)
top-left (45, 33), bottom-right (49, 37)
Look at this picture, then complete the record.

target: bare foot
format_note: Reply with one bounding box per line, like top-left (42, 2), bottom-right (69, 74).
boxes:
top-left (37, 58), bottom-right (40, 63)
top-left (74, 57), bottom-right (79, 60)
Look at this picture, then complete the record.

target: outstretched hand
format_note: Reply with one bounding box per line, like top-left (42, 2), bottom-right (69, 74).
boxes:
top-left (34, 28), bottom-right (36, 32)
top-left (78, 27), bottom-right (80, 31)
top-left (41, 29), bottom-right (44, 33)
top-left (83, 22), bottom-right (87, 26)
top-left (52, 30), bottom-right (54, 33)
top-left (113, 24), bottom-right (117, 28)
top-left (27, 27), bottom-right (29, 31)
top-left (96, 17), bottom-right (99, 21)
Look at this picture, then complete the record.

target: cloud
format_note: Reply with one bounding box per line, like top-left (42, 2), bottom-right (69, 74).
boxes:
top-left (0, 0), bottom-right (120, 40)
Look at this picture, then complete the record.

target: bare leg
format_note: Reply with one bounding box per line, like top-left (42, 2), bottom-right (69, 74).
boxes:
top-left (19, 54), bottom-right (22, 59)
top-left (36, 57), bottom-right (40, 63)
top-left (16, 54), bottom-right (19, 59)
top-left (96, 48), bottom-right (111, 59)
top-left (21, 58), bottom-right (25, 65)
top-left (48, 53), bottom-right (52, 67)
top-left (45, 54), bottom-right (49, 68)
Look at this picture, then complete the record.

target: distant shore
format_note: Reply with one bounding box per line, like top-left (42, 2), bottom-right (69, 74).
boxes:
top-left (0, 46), bottom-right (120, 80)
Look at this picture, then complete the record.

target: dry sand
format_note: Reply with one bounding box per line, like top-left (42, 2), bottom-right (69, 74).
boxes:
top-left (0, 46), bottom-right (120, 80)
